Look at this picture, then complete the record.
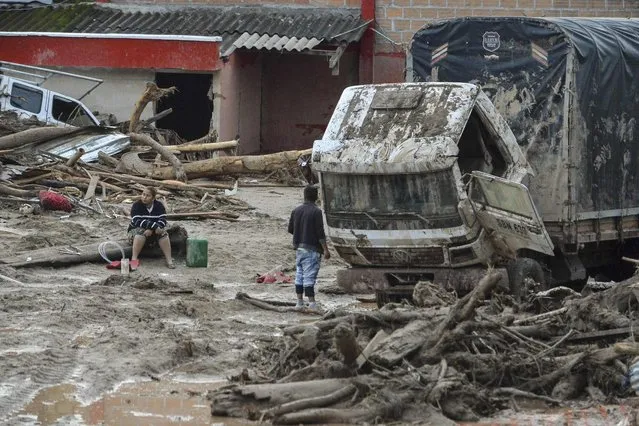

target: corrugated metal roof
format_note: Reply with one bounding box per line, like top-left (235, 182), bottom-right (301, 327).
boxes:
top-left (0, 0), bottom-right (50, 5)
top-left (0, 3), bottom-right (366, 56)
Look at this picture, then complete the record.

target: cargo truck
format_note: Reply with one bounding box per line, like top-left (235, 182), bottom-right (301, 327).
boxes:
top-left (312, 18), bottom-right (639, 305)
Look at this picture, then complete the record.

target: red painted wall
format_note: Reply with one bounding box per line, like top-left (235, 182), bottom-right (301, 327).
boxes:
top-left (0, 35), bottom-right (222, 71)
top-left (260, 51), bottom-right (359, 152)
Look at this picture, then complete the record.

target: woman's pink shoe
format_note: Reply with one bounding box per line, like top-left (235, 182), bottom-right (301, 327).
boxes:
top-left (130, 259), bottom-right (140, 271)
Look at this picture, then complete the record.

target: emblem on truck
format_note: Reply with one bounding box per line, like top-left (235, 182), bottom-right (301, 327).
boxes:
top-left (482, 32), bottom-right (501, 52)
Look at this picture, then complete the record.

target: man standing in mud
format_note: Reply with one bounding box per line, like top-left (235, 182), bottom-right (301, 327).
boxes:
top-left (288, 185), bottom-right (330, 310)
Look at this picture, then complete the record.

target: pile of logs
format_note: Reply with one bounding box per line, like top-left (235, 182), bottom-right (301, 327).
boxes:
top-left (212, 274), bottom-right (639, 424)
top-left (0, 83), bottom-right (311, 218)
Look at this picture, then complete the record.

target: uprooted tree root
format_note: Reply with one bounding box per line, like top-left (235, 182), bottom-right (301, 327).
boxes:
top-left (210, 273), bottom-right (639, 424)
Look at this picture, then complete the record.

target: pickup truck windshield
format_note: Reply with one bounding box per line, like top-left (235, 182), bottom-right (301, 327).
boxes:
top-left (322, 170), bottom-right (462, 230)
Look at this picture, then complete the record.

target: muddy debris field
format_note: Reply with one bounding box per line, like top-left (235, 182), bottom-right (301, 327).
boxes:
top-left (2, 108), bottom-right (639, 425)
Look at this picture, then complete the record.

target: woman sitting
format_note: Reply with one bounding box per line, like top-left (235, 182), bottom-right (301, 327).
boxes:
top-left (128, 187), bottom-right (174, 270)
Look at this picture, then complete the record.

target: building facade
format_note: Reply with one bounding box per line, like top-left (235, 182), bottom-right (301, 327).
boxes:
top-left (1, 0), bottom-right (638, 153)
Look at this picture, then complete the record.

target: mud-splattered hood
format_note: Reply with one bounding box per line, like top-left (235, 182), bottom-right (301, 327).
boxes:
top-left (312, 82), bottom-right (479, 174)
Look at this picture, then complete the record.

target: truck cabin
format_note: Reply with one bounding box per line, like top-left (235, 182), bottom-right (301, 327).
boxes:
top-left (1, 75), bottom-right (99, 127)
top-left (314, 83), bottom-right (525, 234)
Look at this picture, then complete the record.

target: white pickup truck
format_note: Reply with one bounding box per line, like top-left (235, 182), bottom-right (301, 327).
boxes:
top-left (0, 63), bottom-right (129, 162)
top-left (0, 74), bottom-right (100, 127)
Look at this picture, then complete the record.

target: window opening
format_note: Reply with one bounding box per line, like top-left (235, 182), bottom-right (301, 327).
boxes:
top-left (52, 96), bottom-right (94, 127)
top-left (457, 111), bottom-right (507, 177)
top-left (10, 83), bottom-right (43, 114)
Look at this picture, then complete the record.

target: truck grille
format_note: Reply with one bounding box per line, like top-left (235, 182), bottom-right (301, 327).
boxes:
top-left (336, 246), bottom-right (445, 267)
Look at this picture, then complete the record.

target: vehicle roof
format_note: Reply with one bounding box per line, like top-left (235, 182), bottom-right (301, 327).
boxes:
top-left (313, 82), bottom-right (479, 171)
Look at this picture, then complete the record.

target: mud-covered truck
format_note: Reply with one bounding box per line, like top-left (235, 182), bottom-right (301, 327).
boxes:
top-left (312, 17), bottom-right (639, 305)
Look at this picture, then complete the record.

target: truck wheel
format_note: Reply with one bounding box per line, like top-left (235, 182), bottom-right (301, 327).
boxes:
top-left (507, 258), bottom-right (546, 301)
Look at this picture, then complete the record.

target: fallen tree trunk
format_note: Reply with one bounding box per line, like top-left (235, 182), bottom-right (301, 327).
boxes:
top-left (167, 140), bottom-right (238, 153)
top-left (129, 133), bottom-right (187, 182)
top-left (0, 126), bottom-right (80, 150)
top-left (210, 379), bottom-right (354, 418)
top-left (0, 182), bottom-right (38, 198)
top-left (128, 82), bottom-right (176, 133)
top-left (235, 292), bottom-right (304, 313)
top-left (273, 391), bottom-right (412, 425)
top-left (282, 308), bottom-right (449, 336)
top-left (91, 171), bottom-right (231, 192)
top-left (0, 225), bottom-right (187, 268)
top-left (150, 148), bottom-right (312, 179)
top-left (265, 384), bottom-right (357, 417)
top-left (165, 211), bottom-right (239, 221)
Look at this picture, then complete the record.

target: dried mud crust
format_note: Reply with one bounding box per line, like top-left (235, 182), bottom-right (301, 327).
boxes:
top-left (0, 186), bottom-right (350, 423)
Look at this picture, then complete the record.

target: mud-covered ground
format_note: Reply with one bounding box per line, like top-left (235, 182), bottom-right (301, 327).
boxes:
top-left (1, 186), bottom-right (639, 426)
top-left (0, 186), bottom-right (360, 424)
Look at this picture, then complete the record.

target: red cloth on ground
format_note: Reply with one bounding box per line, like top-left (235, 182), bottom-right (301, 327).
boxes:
top-left (39, 190), bottom-right (73, 212)
top-left (256, 271), bottom-right (292, 284)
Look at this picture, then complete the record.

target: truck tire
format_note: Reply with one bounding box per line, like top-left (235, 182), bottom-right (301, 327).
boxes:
top-left (507, 258), bottom-right (546, 301)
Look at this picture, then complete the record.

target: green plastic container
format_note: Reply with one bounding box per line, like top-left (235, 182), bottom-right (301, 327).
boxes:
top-left (186, 238), bottom-right (208, 268)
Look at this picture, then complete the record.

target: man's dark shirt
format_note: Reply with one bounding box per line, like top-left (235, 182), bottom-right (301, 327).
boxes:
top-left (288, 201), bottom-right (326, 253)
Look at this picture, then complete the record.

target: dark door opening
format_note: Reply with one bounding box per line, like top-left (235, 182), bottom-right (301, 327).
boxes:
top-left (155, 72), bottom-right (213, 141)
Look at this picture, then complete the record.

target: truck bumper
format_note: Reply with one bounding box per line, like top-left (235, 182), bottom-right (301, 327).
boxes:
top-left (336, 266), bottom-right (508, 295)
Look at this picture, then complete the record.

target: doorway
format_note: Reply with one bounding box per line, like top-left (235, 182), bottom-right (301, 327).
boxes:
top-left (155, 72), bottom-right (213, 141)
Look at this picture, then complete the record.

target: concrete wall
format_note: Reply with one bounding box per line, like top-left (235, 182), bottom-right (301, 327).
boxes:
top-left (39, 68), bottom-right (155, 123)
top-left (260, 50), bottom-right (359, 152)
top-left (215, 52), bottom-right (262, 154)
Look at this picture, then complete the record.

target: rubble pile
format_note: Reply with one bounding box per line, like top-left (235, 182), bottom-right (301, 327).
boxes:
top-left (0, 90), bottom-right (309, 221)
top-left (209, 274), bottom-right (639, 424)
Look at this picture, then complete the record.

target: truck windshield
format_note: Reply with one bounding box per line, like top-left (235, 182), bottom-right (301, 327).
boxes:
top-left (322, 170), bottom-right (462, 230)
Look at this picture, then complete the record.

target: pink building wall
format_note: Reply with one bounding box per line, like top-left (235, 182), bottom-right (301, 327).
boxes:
top-left (218, 52), bottom-right (262, 154)
top-left (219, 50), bottom-right (359, 154)
top-left (260, 51), bottom-right (359, 153)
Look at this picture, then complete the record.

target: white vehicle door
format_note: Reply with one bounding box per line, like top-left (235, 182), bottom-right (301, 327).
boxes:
top-left (469, 171), bottom-right (554, 256)
top-left (4, 78), bottom-right (48, 122)
top-left (48, 93), bottom-right (99, 127)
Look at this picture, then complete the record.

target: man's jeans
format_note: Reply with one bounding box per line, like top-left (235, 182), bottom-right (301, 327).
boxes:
top-left (295, 248), bottom-right (320, 297)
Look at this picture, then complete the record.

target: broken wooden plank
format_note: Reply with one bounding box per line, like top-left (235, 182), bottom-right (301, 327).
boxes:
top-left (369, 320), bottom-right (431, 367)
top-left (65, 148), bottom-right (85, 167)
top-left (84, 175), bottom-right (100, 200)
top-left (356, 329), bottom-right (389, 369)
